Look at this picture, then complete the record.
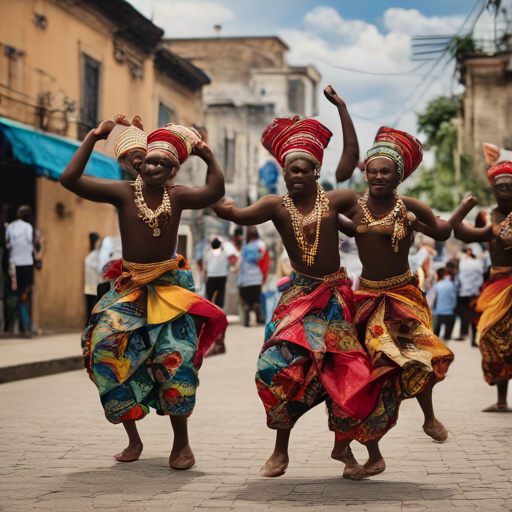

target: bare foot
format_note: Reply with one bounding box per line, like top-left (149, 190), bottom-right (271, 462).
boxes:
top-left (114, 442), bottom-right (143, 462)
top-left (344, 458), bottom-right (386, 480)
top-left (482, 403), bottom-right (512, 412)
top-left (169, 443), bottom-right (195, 470)
top-left (331, 444), bottom-right (358, 465)
top-left (423, 418), bottom-right (448, 443)
top-left (260, 452), bottom-right (289, 477)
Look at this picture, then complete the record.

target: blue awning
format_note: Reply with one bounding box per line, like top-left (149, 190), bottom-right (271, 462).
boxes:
top-left (0, 117), bottom-right (121, 180)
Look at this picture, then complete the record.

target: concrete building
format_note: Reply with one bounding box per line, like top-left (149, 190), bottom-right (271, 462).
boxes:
top-left (165, 37), bottom-right (321, 206)
top-left (461, 54), bottom-right (512, 176)
top-left (0, 0), bottom-right (209, 332)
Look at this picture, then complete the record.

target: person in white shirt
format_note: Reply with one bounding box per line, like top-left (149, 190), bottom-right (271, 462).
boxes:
top-left (5, 205), bottom-right (35, 333)
top-left (455, 247), bottom-right (485, 345)
top-left (84, 233), bottom-right (102, 323)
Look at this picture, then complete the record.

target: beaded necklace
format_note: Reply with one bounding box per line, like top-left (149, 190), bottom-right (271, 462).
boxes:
top-left (283, 182), bottom-right (329, 266)
top-left (133, 175), bottom-right (172, 237)
top-left (357, 191), bottom-right (408, 252)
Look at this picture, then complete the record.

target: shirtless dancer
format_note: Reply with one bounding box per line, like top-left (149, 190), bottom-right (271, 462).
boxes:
top-left (60, 119), bottom-right (227, 468)
top-left (454, 144), bottom-right (512, 412)
top-left (333, 123), bottom-right (477, 443)
top-left (213, 87), bottom-right (404, 480)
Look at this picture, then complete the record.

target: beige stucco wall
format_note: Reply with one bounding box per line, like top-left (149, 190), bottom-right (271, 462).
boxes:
top-left (33, 177), bottom-right (119, 330)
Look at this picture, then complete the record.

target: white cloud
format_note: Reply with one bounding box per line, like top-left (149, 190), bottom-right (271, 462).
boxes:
top-left (152, 0), bottom-right (235, 38)
top-left (277, 6), bottom-right (463, 183)
top-left (383, 8), bottom-right (464, 36)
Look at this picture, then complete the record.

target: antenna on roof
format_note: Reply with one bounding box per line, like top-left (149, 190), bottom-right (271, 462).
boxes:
top-left (214, 25), bottom-right (222, 37)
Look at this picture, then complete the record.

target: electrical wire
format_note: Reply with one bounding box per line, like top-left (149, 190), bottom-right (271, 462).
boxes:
top-left (320, 59), bottom-right (430, 76)
top-left (390, 0), bottom-right (487, 127)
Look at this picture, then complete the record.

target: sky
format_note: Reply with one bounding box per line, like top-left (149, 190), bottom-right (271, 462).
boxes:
top-left (127, 0), bottom-right (494, 184)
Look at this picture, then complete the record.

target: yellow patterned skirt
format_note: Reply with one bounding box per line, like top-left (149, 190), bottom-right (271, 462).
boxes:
top-left (355, 271), bottom-right (454, 398)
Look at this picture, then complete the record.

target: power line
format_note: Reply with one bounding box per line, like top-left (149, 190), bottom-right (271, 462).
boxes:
top-left (391, 0), bottom-right (486, 127)
top-left (320, 59), bottom-right (430, 76)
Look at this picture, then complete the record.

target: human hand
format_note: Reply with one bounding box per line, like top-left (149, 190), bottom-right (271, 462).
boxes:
top-left (462, 194), bottom-right (478, 210)
top-left (192, 141), bottom-right (214, 160)
top-left (113, 114), bottom-right (131, 127)
top-left (92, 120), bottom-right (116, 140)
top-left (324, 85), bottom-right (346, 107)
top-left (483, 143), bottom-right (500, 166)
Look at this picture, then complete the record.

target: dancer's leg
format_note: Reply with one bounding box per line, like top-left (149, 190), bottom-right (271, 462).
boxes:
top-left (169, 415), bottom-right (195, 469)
top-left (114, 420), bottom-right (143, 462)
top-left (260, 428), bottom-right (291, 477)
top-left (417, 379), bottom-right (448, 442)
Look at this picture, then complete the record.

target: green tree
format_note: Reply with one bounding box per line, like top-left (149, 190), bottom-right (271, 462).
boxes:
top-left (409, 95), bottom-right (492, 210)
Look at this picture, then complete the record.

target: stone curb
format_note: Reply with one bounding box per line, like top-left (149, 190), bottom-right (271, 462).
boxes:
top-left (0, 356), bottom-right (84, 384)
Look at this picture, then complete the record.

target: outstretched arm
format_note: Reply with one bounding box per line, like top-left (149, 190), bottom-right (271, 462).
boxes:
top-left (454, 220), bottom-right (494, 243)
top-left (175, 143), bottom-right (225, 210)
top-left (402, 196), bottom-right (452, 241)
top-left (337, 214), bottom-right (358, 237)
top-left (416, 194), bottom-right (479, 239)
top-left (324, 85), bottom-right (359, 183)
top-left (447, 194), bottom-right (479, 229)
top-left (59, 120), bottom-right (124, 205)
top-left (211, 195), bottom-right (282, 226)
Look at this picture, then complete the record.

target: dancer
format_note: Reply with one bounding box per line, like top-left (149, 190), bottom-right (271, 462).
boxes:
top-left (60, 119), bottom-right (227, 468)
top-left (213, 86), bottom-right (402, 480)
top-left (454, 144), bottom-right (512, 412)
top-left (335, 125), bottom-right (477, 443)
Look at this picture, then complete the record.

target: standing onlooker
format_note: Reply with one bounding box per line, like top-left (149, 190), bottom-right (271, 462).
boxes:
top-left (238, 226), bottom-right (267, 327)
top-left (204, 237), bottom-right (237, 356)
top-left (84, 232), bottom-right (102, 323)
top-left (205, 237), bottom-right (237, 308)
top-left (432, 267), bottom-right (457, 341)
top-left (455, 247), bottom-right (485, 345)
top-left (5, 205), bottom-right (35, 334)
top-left (0, 205), bottom-right (7, 332)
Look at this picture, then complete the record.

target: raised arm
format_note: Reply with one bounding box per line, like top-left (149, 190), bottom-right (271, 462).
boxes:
top-left (324, 85), bottom-right (359, 183)
top-left (59, 120), bottom-right (124, 205)
top-left (447, 194), bottom-right (478, 229)
top-left (402, 196), bottom-right (452, 241)
top-left (174, 142), bottom-right (225, 210)
top-left (211, 195), bottom-right (282, 226)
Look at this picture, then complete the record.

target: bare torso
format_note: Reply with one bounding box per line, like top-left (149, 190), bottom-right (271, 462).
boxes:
top-left (113, 181), bottom-right (189, 263)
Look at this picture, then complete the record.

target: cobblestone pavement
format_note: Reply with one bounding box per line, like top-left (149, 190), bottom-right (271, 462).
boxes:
top-left (1, 324), bottom-right (511, 512)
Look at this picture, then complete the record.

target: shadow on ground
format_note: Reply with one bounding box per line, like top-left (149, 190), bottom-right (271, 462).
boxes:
top-left (64, 458), bottom-right (206, 495)
top-left (222, 477), bottom-right (456, 505)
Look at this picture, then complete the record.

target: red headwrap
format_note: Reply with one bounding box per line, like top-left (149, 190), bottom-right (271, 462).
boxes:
top-left (365, 127), bottom-right (423, 182)
top-left (147, 128), bottom-right (191, 165)
top-left (487, 161), bottom-right (512, 184)
top-left (261, 115), bottom-right (332, 169)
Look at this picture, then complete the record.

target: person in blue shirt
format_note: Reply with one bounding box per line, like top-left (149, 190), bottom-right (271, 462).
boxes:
top-left (432, 267), bottom-right (458, 341)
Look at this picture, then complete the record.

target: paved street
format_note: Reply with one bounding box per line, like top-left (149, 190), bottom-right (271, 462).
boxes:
top-left (1, 324), bottom-right (512, 512)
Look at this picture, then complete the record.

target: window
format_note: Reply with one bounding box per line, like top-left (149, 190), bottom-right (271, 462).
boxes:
top-left (224, 136), bottom-right (235, 183)
top-left (288, 78), bottom-right (305, 115)
top-left (80, 54), bottom-right (101, 139)
top-left (158, 102), bottom-right (175, 127)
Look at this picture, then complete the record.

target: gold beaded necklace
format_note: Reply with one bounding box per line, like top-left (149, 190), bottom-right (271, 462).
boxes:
top-left (357, 191), bottom-right (408, 252)
top-left (133, 175), bottom-right (172, 237)
top-left (283, 182), bottom-right (329, 266)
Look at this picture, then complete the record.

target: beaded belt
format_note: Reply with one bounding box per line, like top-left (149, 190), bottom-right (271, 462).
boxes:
top-left (360, 270), bottom-right (412, 290)
top-left (294, 267), bottom-right (348, 284)
top-left (121, 255), bottom-right (186, 288)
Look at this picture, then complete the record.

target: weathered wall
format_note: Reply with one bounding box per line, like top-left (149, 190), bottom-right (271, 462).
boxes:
top-left (33, 177), bottom-right (119, 330)
top-left (463, 56), bottom-right (512, 178)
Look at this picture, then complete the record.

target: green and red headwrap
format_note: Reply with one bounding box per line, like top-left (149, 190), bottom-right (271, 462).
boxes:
top-left (364, 126), bottom-right (423, 182)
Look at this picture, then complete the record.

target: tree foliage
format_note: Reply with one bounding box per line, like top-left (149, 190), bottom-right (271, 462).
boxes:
top-left (409, 95), bottom-right (492, 210)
